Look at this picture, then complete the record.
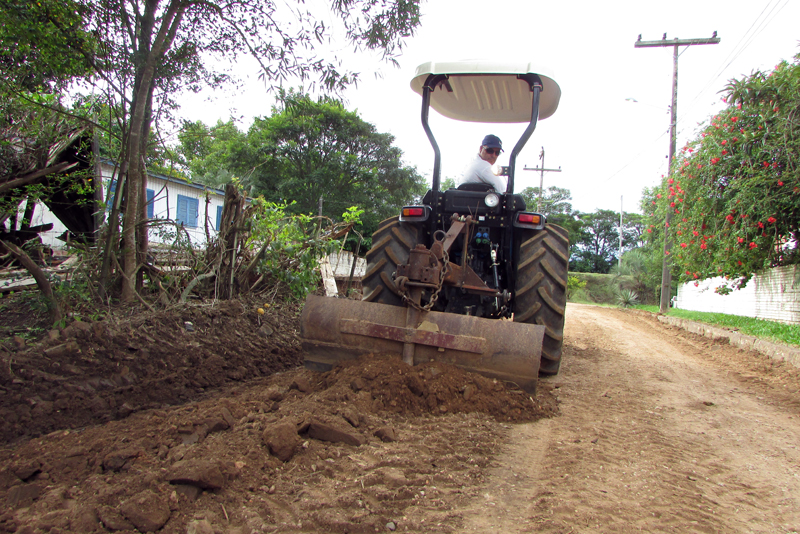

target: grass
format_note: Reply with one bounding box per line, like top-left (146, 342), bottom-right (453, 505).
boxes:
top-left (630, 304), bottom-right (800, 348)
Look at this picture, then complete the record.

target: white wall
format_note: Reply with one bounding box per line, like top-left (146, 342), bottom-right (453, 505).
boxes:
top-left (676, 265), bottom-right (800, 324)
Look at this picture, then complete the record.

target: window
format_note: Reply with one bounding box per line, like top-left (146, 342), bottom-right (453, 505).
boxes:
top-left (216, 205), bottom-right (224, 232)
top-left (146, 189), bottom-right (155, 219)
top-left (176, 194), bottom-right (199, 227)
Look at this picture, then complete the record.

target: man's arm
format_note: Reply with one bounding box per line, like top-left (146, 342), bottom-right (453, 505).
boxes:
top-left (474, 160), bottom-right (507, 192)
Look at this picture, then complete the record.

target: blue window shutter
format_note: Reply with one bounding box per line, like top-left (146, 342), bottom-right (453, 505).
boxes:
top-left (216, 205), bottom-right (224, 231)
top-left (177, 195), bottom-right (189, 225)
top-left (106, 180), bottom-right (118, 212)
top-left (189, 197), bottom-right (198, 227)
top-left (146, 189), bottom-right (155, 219)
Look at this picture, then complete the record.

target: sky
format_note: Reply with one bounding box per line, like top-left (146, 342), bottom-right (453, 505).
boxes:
top-left (180, 0), bottom-right (800, 215)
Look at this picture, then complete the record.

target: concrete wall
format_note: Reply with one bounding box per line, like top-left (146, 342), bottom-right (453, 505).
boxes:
top-left (675, 264), bottom-right (800, 324)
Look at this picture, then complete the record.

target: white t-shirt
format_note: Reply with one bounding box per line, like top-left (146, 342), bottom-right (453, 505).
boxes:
top-left (458, 154), bottom-right (506, 192)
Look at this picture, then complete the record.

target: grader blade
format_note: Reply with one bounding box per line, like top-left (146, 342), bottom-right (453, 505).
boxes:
top-left (300, 294), bottom-right (543, 393)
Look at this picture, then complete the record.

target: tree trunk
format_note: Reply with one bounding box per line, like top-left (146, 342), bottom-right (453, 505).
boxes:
top-left (1, 240), bottom-right (62, 325)
top-left (120, 0), bottom-right (185, 302)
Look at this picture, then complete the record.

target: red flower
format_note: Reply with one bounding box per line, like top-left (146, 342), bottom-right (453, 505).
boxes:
top-left (680, 243), bottom-right (687, 248)
top-left (711, 158), bottom-right (720, 164)
top-left (722, 150), bottom-right (727, 155)
top-left (737, 261), bottom-right (743, 266)
top-left (686, 271), bottom-right (691, 275)
top-left (737, 104), bottom-right (742, 110)
top-left (731, 116), bottom-right (739, 122)
top-left (656, 193), bottom-right (662, 199)
top-left (670, 202), bottom-right (676, 208)
top-left (778, 181), bottom-right (784, 186)
top-left (749, 242), bottom-right (757, 249)
top-left (738, 237), bottom-right (744, 243)
top-left (668, 178), bottom-right (674, 184)
top-left (700, 243), bottom-right (707, 250)
top-left (725, 214), bottom-right (735, 223)
top-left (768, 217), bottom-right (776, 223)
top-left (694, 282), bottom-right (700, 287)
top-left (693, 230), bottom-right (699, 236)
top-left (647, 228), bottom-right (653, 233)
top-left (733, 137), bottom-right (738, 142)
top-left (721, 140), bottom-right (727, 145)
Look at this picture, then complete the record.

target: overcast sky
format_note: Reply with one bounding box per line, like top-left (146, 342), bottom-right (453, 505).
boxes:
top-left (181, 0), bottom-right (800, 215)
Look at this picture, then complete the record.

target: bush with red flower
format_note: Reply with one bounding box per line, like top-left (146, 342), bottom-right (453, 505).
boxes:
top-left (643, 52), bottom-right (800, 288)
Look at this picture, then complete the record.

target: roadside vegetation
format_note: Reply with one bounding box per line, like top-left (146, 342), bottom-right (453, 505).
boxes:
top-left (631, 305), bottom-right (800, 348)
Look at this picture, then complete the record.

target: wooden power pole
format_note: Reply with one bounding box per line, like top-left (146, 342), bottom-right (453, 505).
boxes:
top-left (635, 32), bottom-right (720, 313)
top-left (522, 147), bottom-right (562, 211)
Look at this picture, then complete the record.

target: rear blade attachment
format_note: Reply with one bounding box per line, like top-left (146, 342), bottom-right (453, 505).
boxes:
top-left (300, 294), bottom-right (543, 393)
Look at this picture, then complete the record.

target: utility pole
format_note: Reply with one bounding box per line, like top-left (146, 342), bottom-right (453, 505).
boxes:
top-left (619, 195), bottom-right (623, 269)
top-left (635, 32), bottom-right (720, 313)
top-left (522, 147), bottom-right (562, 211)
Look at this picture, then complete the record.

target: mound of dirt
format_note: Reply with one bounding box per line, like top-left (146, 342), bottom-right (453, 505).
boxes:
top-left (0, 351), bottom-right (556, 533)
top-left (0, 299), bottom-right (304, 444)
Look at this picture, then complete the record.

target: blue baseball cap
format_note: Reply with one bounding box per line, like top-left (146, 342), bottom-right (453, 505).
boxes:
top-left (481, 134), bottom-right (503, 151)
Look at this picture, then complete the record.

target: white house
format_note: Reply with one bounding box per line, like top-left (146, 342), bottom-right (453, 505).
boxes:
top-left (31, 161), bottom-right (228, 249)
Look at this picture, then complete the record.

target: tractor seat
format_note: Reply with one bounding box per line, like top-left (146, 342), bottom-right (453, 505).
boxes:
top-left (456, 182), bottom-right (494, 192)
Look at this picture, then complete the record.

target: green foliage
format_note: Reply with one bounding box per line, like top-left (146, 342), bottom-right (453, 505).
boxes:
top-left (570, 209), bottom-right (641, 274)
top-left (247, 199), bottom-right (339, 300)
top-left (519, 185), bottom-right (573, 216)
top-left (566, 275), bottom-right (586, 300)
top-left (646, 53), bottom-right (800, 288)
top-left (178, 90), bottom-right (426, 242)
top-left (566, 272), bottom-right (619, 304)
top-left (0, 0), bottom-right (94, 91)
top-left (616, 288), bottom-right (639, 308)
top-left (666, 309), bottom-right (800, 347)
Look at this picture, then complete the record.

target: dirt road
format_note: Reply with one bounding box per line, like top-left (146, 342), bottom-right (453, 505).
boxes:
top-left (2, 302), bottom-right (800, 533)
top-left (460, 304), bottom-right (800, 533)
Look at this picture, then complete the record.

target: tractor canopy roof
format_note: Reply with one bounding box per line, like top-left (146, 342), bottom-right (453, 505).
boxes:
top-left (410, 60), bottom-right (560, 123)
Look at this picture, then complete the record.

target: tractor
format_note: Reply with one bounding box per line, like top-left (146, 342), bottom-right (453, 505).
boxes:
top-left (300, 60), bottom-right (568, 393)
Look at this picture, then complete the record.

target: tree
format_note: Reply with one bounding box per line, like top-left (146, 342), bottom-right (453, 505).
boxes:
top-left (519, 185), bottom-right (572, 217)
top-left (3, 0), bottom-right (422, 302)
top-left (647, 52), bottom-right (800, 288)
top-left (0, 0), bottom-right (94, 92)
top-left (570, 210), bottom-right (621, 273)
top-left (176, 119), bottom-right (246, 187)
top-left (570, 209), bottom-right (643, 274)
top-left (519, 185), bottom-right (581, 246)
top-left (178, 90), bottom-right (426, 239)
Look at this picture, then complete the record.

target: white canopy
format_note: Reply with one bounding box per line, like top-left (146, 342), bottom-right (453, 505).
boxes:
top-left (410, 60), bottom-right (560, 123)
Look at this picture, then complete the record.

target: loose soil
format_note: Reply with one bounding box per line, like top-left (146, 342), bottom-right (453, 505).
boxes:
top-left (1, 300), bottom-right (800, 533)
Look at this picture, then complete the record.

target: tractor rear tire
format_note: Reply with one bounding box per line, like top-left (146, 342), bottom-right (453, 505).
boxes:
top-left (361, 217), bottom-right (421, 306)
top-left (514, 224), bottom-right (569, 376)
